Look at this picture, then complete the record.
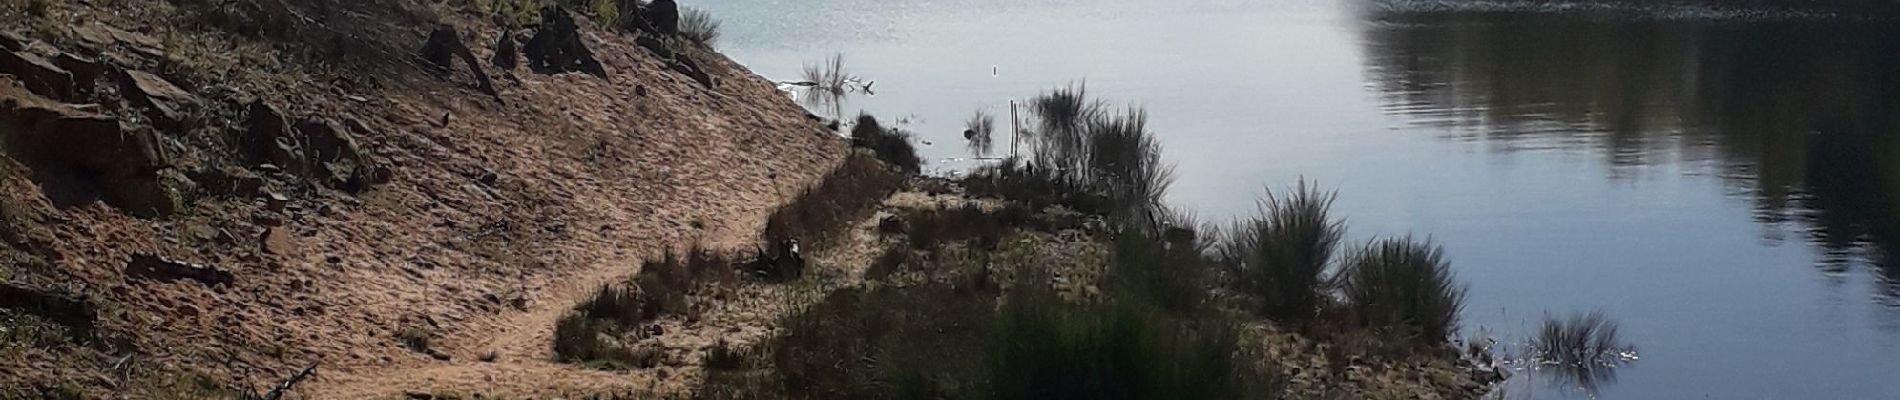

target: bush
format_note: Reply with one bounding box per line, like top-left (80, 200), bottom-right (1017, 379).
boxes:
top-left (849, 114), bottom-right (922, 173)
top-left (1108, 231), bottom-right (1213, 315)
top-left (989, 292), bottom-right (1248, 400)
top-left (904, 202), bottom-right (1031, 251)
top-left (678, 7), bottom-right (720, 48)
top-left (1339, 237), bottom-right (1466, 343)
top-left (1218, 180), bottom-right (1345, 324)
top-left (763, 152), bottom-right (904, 252)
top-left (1529, 310), bottom-right (1634, 393)
top-left (961, 157), bottom-right (1111, 215)
top-left (587, 0), bottom-right (620, 28)
top-left (553, 246), bottom-right (738, 366)
top-left (964, 109), bottom-right (996, 157)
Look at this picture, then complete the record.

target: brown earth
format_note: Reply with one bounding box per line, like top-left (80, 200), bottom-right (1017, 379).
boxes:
top-left (0, 0), bottom-right (845, 398)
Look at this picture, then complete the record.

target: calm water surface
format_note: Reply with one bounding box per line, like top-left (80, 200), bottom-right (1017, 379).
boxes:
top-left (704, 0), bottom-right (1900, 398)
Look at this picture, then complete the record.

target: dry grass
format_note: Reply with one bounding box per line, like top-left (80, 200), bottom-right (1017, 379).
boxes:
top-left (552, 245), bottom-right (742, 369)
top-left (762, 152), bottom-right (904, 252)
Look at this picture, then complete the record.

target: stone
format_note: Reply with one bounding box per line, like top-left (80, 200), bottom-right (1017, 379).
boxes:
top-left (117, 70), bottom-right (198, 131)
top-left (0, 31), bottom-right (26, 51)
top-left (53, 53), bottom-right (102, 96)
top-left (265, 191), bottom-right (289, 212)
top-left (2, 78), bottom-right (175, 217)
top-left (0, 282), bottom-right (98, 340)
top-left (878, 215), bottom-right (905, 235)
top-left (0, 49), bottom-right (73, 100)
top-left (491, 28), bottom-right (518, 70)
top-left (668, 59), bottom-right (716, 90)
top-left (260, 227), bottom-right (298, 256)
top-left (297, 118), bottom-right (372, 192)
top-left (125, 253), bottom-right (235, 287)
top-left (644, 0), bottom-right (680, 36)
top-left (523, 7), bottom-right (607, 80)
top-left (244, 101), bottom-right (305, 175)
top-left (418, 25), bottom-right (499, 98)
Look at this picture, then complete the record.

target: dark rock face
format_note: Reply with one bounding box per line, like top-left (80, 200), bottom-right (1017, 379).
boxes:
top-left (418, 25), bottom-right (500, 98)
top-left (0, 282), bottom-right (97, 340)
top-left (297, 118), bottom-right (374, 193)
top-left (523, 7), bottom-right (608, 80)
top-left (644, 0), bottom-right (680, 36)
top-left (3, 79), bottom-right (176, 217)
top-left (491, 28), bottom-right (518, 70)
top-left (244, 100), bottom-right (305, 176)
top-left (126, 253), bottom-right (235, 287)
top-left (53, 53), bottom-right (102, 97)
top-left (634, 35), bottom-right (715, 90)
top-left (0, 49), bottom-right (74, 101)
top-left (117, 70), bottom-right (199, 132)
top-left (242, 101), bottom-right (382, 193)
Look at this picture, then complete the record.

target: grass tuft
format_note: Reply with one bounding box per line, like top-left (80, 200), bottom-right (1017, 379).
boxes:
top-left (965, 109), bottom-right (997, 158)
top-left (849, 114), bottom-right (923, 173)
top-left (1218, 180), bottom-right (1345, 325)
top-left (1530, 310), bottom-right (1634, 393)
top-left (678, 7), bottom-right (721, 48)
top-left (988, 291), bottom-right (1249, 400)
top-left (1338, 236), bottom-right (1466, 343)
top-left (763, 152), bottom-right (904, 253)
top-left (553, 245), bottom-right (740, 367)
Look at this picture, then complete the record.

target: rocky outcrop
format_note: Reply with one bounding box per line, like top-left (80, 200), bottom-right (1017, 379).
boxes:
top-left (1, 77), bottom-right (176, 217)
top-left (244, 100), bottom-right (305, 175)
top-left (297, 118), bottom-right (373, 193)
top-left (240, 101), bottom-right (382, 193)
top-left (0, 48), bottom-right (74, 101)
top-left (523, 7), bottom-right (607, 80)
top-left (644, 0), bottom-right (680, 36)
top-left (419, 25), bottom-right (500, 98)
top-left (117, 70), bottom-right (199, 132)
top-left (126, 253), bottom-right (236, 287)
top-left (53, 52), bottom-right (102, 97)
top-left (491, 28), bottom-right (518, 70)
top-left (0, 282), bottom-right (97, 340)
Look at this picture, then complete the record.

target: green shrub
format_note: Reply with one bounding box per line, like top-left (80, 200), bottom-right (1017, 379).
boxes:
top-left (762, 152), bottom-right (904, 252)
top-left (1218, 180), bottom-right (1344, 324)
top-left (1530, 310), bottom-right (1633, 393)
top-left (1108, 231), bottom-right (1212, 315)
top-left (1339, 237), bottom-right (1466, 342)
top-left (849, 114), bottom-right (922, 173)
top-left (678, 7), bottom-right (720, 48)
top-left (989, 292), bottom-right (1247, 400)
top-left (587, 0), bottom-right (620, 28)
top-left (965, 109), bottom-right (996, 157)
top-left (961, 157), bottom-right (1111, 215)
top-left (1533, 310), bottom-right (1629, 363)
top-left (904, 202), bottom-right (1030, 251)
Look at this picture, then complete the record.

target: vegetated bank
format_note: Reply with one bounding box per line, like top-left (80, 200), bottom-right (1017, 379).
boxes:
top-left (552, 84), bottom-right (1508, 399)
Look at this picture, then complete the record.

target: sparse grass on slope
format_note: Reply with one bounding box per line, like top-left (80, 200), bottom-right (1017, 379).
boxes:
top-left (763, 152), bottom-right (904, 252)
top-left (1339, 236), bottom-right (1467, 343)
top-left (1218, 180), bottom-right (1345, 325)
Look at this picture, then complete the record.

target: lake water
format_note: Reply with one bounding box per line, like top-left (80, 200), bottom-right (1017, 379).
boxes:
top-left (704, 0), bottom-right (1900, 398)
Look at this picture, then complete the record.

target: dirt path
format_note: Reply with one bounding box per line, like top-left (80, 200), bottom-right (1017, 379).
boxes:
top-left (304, 187), bottom-right (926, 399)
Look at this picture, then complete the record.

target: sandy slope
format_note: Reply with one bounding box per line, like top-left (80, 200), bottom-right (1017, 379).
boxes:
top-left (0, 2), bottom-right (845, 397)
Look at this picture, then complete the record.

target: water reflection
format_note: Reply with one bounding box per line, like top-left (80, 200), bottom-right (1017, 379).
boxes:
top-left (1357, 10), bottom-right (1900, 307)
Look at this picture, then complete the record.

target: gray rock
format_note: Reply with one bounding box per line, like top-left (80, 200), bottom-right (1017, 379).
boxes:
top-left (117, 70), bottom-right (199, 132)
top-left (0, 49), bottom-right (73, 100)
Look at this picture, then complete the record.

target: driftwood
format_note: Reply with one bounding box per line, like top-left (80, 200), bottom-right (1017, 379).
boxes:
top-left (241, 363), bottom-right (318, 400)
